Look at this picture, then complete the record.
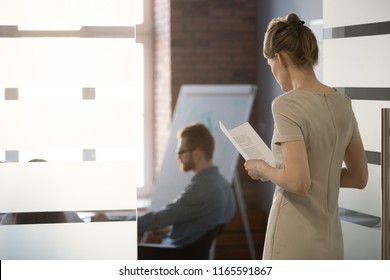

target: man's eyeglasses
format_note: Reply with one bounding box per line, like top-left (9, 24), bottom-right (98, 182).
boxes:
top-left (176, 149), bottom-right (192, 155)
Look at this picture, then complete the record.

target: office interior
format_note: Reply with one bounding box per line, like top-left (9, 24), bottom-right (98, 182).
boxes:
top-left (0, 0), bottom-right (389, 260)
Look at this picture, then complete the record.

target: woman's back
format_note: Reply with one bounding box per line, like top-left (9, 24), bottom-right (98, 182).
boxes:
top-left (265, 89), bottom-right (359, 259)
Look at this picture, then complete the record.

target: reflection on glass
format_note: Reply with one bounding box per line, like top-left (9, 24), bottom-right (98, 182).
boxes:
top-left (0, 210), bottom-right (136, 225)
top-left (339, 207), bottom-right (381, 229)
top-left (78, 210), bottom-right (137, 222)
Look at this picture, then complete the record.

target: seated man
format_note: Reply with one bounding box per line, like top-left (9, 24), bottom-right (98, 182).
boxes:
top-left (138, 123), bottom-right (236, 246)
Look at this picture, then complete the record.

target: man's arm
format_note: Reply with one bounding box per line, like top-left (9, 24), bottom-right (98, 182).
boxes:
top-left (138, 186), bottom-right (204, 233)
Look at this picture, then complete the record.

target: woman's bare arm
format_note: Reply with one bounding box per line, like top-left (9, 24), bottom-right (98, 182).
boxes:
top-left (245, 140), bottom-right (311, 196)
top-left (340, 137), bottom-right (368, 189)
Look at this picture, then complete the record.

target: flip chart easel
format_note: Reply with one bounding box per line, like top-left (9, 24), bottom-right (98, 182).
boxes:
top-left (149, 84), bottom-right (258, 259)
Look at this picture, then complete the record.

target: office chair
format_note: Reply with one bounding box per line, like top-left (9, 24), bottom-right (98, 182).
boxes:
top-left (138, 224), bottom-right (225, 260)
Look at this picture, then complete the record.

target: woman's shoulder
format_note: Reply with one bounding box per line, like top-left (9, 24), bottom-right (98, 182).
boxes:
top-left (273, 88), bottom-right (351, 102)
top-left (272, 92), bottom-right (291, 104)
top-left (271, 91), bottom-right (300, 111)
top-left (272, 88), bottom-right (353, 115)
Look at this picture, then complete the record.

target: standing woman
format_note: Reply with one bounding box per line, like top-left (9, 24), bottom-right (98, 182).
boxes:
top-left (245, 13), bottom-right (368, 259)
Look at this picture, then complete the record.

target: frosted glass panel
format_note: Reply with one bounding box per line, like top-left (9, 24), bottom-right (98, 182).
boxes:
top-left (0, 222), bottom-right (137, 259)
top-left (351, 100), bottom-right (390, 152)
top-left (0, 0), bottom-right (137, 26)
top-left (0, 0), bottom-right (141, 260)
top-left (0, 162), bottom-right (137, 212)
top-left (18, 87), bottom-right (83, 101)
top-left (15, 87), bottom-right (140, 101)
top-left (0, 101), bottom-right (137, 150)
top-left (339, 164), bottom-right (381, 217)
top-left (323, 0), bottom-right (390, 28)
top-left (8, 148), bottom-right (139, 163)
top-left (341, 221), bottom-right (381, 260)
top-left (0, 38), bottom-right (136, 87)
top-left (323, 35), bottom-right (390, 88)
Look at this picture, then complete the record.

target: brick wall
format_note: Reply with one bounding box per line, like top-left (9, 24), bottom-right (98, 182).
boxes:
top-left (170, 0), bottom-right (258, 110)
top-left (154, 0), bottom-right (258, 175)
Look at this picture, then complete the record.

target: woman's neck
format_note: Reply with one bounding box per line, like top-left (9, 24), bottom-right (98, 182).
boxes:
top-left (289, 67), bottom-right (333, 93)
top-left (290, 67), bottom-right (317, 90)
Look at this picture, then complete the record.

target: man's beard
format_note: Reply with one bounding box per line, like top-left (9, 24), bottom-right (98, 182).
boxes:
top-left (179, 157), bottom-right (195, 172)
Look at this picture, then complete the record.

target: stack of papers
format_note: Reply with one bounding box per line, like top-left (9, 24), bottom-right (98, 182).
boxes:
top-left (219, 121), bottom-right (275, 167)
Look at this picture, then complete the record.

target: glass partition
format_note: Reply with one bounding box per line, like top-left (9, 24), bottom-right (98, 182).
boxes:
top-left (0, 0), bottom-right (139, 259)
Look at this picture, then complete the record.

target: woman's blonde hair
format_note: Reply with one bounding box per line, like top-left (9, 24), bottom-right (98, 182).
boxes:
top-left (263, 13), bottom-right (319, 68)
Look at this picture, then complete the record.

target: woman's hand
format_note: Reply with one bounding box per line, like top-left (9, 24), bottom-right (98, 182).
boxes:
top-left (244, 141), bottom-right (311, 196)
top-left (244, 159), bottom-right (268, 180)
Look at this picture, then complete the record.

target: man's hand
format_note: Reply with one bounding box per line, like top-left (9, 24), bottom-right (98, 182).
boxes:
top-left (146, 226), bottom-right (172, 243)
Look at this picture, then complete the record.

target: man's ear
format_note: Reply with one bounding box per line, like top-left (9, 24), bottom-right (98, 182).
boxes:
top-left (192, 148), bottom-right (203, 160)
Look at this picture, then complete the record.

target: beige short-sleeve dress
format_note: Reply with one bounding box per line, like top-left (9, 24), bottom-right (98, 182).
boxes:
top-left (263, 89), bottom-right (361, 260)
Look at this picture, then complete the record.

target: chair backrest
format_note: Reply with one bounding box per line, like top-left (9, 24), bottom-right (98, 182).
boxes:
top-left (138, 224), bottom-right (225, 260)
top-left (184, 224), bottom-right (225, 259)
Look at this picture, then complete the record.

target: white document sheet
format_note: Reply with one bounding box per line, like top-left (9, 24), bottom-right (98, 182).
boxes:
top-left (219, 121), bottom-right (275, 167)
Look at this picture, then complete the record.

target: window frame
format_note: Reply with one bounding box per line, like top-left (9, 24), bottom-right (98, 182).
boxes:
top-left (136, 0), bottom-right (154, 198)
